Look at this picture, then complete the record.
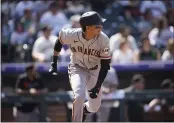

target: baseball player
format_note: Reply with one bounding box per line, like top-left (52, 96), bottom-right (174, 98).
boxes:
top-left (49, 11), bottom-right (111, 122)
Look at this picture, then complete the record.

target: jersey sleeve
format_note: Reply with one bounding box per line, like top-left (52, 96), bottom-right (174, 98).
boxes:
top-left (59, 28), bottom-right (74, 45)
top-left (100, 36), bottom-right (111, 59)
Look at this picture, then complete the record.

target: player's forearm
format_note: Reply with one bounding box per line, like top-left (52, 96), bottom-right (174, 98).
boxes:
top-left (96, 59), bottom-right (111, 88)
top-left (54, 37), bottom-right (62, 54)
top-left (97, 68), bottom-right (109, 88)
top-left (52, 38), bottom-right (62, 63)
top-left (52, 51), bottom-right (59, 64)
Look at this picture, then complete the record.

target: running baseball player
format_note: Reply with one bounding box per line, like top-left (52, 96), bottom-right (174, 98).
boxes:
top-left (49, 11), bottom-right (111, 122)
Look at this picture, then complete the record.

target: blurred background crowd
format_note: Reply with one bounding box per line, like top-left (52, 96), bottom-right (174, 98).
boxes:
top-left (1, 0), bottom-right (174, 122)
top-left (2, 0), bottom-right (174, 63)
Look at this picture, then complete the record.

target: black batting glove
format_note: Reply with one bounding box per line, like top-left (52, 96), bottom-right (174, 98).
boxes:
top-left (88, 86), bottom-right (101, 99)
top-left (49, 62), bottom-right (58, 76)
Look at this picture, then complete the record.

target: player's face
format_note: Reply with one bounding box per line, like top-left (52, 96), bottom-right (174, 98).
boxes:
top-left (87, 24), bottom-right (103, 35)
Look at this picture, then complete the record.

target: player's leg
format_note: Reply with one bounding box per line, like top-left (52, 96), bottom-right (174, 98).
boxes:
top-left (68, 65), bottom-right (88, 122)
top-left (85, 87), bottom-right (102, 112)
top-left (82, 76), bottom-right (102, 122)
top-left (84, 69), bottom-right (102, 113)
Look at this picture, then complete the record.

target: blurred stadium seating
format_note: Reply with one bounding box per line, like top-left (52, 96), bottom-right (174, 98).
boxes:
top-left (1, 0), bottom-right (174, 122)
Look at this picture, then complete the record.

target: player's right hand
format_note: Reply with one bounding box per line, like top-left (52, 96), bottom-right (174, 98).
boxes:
top-left (88, 86), bottom-right (100, 99)
top-left (49, 62), bottom-right (58, 76)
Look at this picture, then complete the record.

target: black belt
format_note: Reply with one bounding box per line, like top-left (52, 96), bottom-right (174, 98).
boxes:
top-left (89, 65), bottom-right (98, 70)
top-left (73, 64), bottom-right (98, 70)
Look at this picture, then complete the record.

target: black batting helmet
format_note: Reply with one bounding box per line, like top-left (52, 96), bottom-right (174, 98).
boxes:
top-left (79, 11), bottom-right (106, 27)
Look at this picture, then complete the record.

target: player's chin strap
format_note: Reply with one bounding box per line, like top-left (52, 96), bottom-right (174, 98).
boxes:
top-left (88, 59), bottom-right (111, 99)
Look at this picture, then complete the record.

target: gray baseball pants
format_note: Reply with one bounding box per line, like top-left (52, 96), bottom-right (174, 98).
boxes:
top-left (68, 64), bottom-right (102, 122)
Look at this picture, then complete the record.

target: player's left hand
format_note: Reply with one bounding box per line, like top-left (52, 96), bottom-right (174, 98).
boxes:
top-left (88, 86), bottom-right (101, 99)
top-left (49, 62), bottom-right (58, 76)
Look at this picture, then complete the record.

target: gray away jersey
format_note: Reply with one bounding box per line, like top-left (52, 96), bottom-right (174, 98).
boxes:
top-left (59, 28), bottom-right (111, 69)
